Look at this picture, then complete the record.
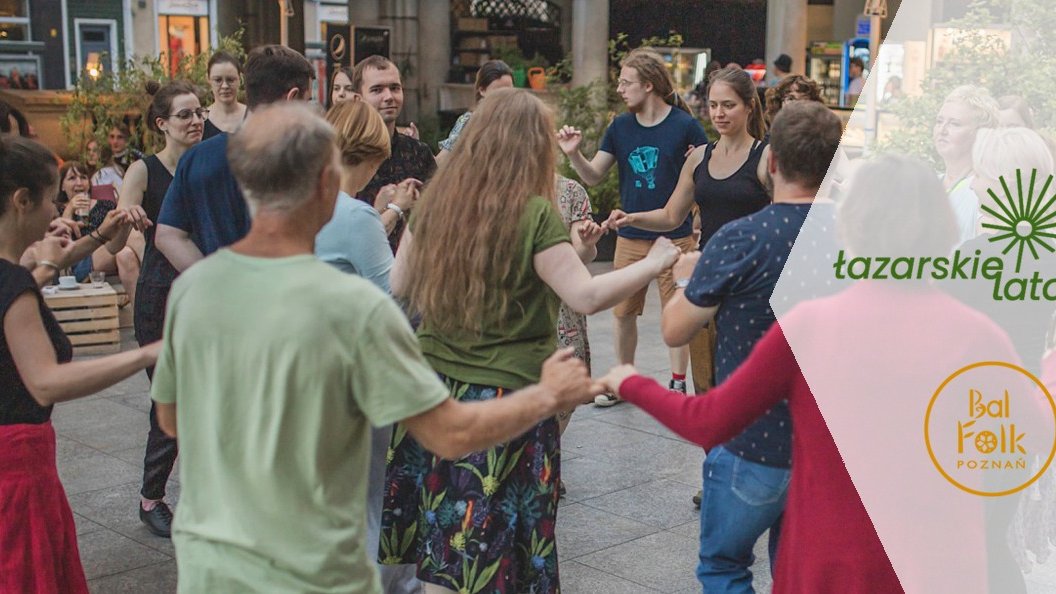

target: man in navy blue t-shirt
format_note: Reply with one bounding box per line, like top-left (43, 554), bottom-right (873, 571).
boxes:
top-left (155, 45), bottom-right (314, 272)
top-left (661, 102), bottom-right (842, 592)
top-left (558, 48), bottom-right (708, 405)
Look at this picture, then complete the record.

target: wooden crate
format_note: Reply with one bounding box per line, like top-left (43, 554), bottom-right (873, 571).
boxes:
top-left (109, 280), bottom-right (133, 329)
top-left (43, 284), bottom-right (120, 355)
top-left (457, 17), bottom-right (488, 31)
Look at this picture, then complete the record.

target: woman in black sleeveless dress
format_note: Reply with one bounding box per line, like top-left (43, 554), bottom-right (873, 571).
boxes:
top-left (0, 136), bottom-right (159, 593)
top-left (203, 51), bottom-right (246, 139)
top-left (110, 80), bottom-right (204, 537)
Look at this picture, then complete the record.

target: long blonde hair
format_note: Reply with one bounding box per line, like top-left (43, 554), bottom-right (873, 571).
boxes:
top-left (407, 88), bottom-right (557, 333)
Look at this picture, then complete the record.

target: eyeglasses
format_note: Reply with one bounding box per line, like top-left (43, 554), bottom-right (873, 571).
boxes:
top-left (164, 108), bottom-right (209, 122)
top-left (617, 79), bottom-right (641, 89)
top-left (210, 76), bottom-right (238, 88)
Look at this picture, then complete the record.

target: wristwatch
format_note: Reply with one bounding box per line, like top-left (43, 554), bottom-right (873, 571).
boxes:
top-left (386, 202), bottom-right (405, 220)
top-left (675, 278), bottom-right (691, 289)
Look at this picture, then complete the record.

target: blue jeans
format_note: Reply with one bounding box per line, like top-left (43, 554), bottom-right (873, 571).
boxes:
top-left (697, 446), bottom-right (790, 593)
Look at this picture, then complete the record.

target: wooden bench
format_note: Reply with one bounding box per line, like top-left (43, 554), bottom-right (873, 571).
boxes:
top-left (43, 284), bottom-right (121, 355)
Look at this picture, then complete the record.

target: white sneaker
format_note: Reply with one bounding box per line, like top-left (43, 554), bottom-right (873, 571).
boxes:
top-left (594, 393), bottom-right (621, 407)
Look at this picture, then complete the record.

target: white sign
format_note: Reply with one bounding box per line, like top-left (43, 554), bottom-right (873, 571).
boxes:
top-left (158, 0), bottom-right (209, 16)
top-left (318, 4), bottom-right (348, 24)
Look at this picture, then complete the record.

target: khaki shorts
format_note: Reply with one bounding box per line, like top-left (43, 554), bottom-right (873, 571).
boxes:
top-left (612, 235), bottom-right (699, 318)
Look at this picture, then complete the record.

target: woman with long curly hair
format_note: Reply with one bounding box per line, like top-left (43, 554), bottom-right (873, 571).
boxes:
top-left (764, 74), bottom-right (822, 127)
top-left (380, 88), bottom-right (680, 594)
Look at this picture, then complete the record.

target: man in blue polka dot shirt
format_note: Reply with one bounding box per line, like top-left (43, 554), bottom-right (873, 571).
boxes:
top-left (660, 102), bottom-right (843, 592)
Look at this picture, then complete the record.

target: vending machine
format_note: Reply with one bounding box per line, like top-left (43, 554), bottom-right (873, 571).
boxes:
top-left (808, 41), bottom-right (843, 107)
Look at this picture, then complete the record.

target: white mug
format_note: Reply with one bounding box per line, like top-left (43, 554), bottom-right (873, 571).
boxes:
top-left (58, 275), bottom-right (78, 289)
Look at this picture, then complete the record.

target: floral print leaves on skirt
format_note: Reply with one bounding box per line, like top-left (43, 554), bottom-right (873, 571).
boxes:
top-left (380, 377), bottom-right (561, 593)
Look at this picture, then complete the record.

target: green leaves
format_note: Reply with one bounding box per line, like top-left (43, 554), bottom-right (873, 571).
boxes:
top-left (60, 29), bottom-right (247, 160)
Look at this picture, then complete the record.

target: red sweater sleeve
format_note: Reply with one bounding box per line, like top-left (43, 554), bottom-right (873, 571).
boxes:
top-left (619, 322), bottom-right (797, 449)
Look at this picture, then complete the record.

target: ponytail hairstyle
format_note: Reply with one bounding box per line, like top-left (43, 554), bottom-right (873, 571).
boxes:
top-left (708, 66), bottom-right (766, 140)
top-left (0, 136), bottom-right (58, 218)
top-left (144, 79), bottom-right (201, 133)
top-left (620, 48), bottom-right (691, 114)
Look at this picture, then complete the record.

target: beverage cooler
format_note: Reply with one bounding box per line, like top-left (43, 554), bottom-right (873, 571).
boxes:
top-left (809, 38), bottom-right (872, 108)
top-left (808, 41), bottom-right (844, 107)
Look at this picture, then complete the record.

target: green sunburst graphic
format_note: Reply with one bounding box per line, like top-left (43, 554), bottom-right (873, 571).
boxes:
top-left (981, 168), bottom-right (1056, 273)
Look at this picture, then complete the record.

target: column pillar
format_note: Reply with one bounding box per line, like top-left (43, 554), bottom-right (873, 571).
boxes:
top-left (417, 0), bottom-right (450, 122)
top-left (571, 0), bottom-right (608, 87)
top-left (767, 0), bottom-right (808, 75)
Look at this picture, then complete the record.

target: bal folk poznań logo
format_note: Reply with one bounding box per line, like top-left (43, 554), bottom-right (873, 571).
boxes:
top-left (925, 362), bottom-right (1056, 496)
top-left (833, 168), bottom-right (1056, 300)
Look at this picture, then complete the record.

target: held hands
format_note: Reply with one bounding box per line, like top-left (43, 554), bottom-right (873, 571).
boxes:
top-left (645, 237), bottom-right (681, 271)
top-left (24, 236), bottom-right (76, 271)
top-left (124, 205), bottom-right (153, 233)
top-left (391, 178), bottom-right (422, 211)
top-left (598, 364), bottom-right (639, 397)
top-left (604, 209), bottom-right (631, 231)
top-left (47, 217), bottom-right (82, 239)
top-left (672, 251), bottom-right (701, 281)
top-left (539, 348), bottom-right (604, 411)
top-left (576, 220), bottom-right (606, 248)
top-left (96, 208), bottom-right (134, 240)
top-left (375, 178), bottom-right (422, 213)
top-left (556, 126), bottom-right (583, 156)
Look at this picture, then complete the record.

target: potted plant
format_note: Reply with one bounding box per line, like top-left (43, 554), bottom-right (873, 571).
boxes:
top-left (492, 45), bottom-right (529, 87)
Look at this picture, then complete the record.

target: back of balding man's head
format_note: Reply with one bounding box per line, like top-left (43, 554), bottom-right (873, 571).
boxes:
top-left (227, 102), bottom-right (336, 212)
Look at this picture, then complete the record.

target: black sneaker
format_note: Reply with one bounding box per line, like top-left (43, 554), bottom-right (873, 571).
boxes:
top-left (669, 379), bottom-right (688, 393)
top-left (559, 479), bottom-right (567, 498)
top-left (140, 502), bottom-right (173, 538)
top-left (692, 490), bottom-right (702, 508)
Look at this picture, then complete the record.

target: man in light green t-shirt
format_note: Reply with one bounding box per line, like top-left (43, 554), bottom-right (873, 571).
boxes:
top-left (150, 102), bottom-right (598, 593)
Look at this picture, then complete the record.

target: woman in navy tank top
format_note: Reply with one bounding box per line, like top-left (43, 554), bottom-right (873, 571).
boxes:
top-left (607, 66), bottom-right (771, 247)
top-left (108, 79), bottom-right (204, 538)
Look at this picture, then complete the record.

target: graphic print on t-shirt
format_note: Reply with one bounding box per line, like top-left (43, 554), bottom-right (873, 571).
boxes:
top-left (629, 146), bottom-right (660, 189)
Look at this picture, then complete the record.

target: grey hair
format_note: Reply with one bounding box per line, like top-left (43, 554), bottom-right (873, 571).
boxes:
top-left (944, 85), bottom-right (1000, 130)
top-left (227, 102), bottom-right (336, 213)
top-left (973, 127), bottom-right (1054, 184)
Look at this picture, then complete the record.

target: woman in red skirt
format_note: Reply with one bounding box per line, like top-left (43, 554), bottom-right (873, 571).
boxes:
top-left (0, 136), bottom-right (159, 593)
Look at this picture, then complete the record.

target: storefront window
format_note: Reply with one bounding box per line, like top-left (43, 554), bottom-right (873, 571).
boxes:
top-left (0, 0), bottom-right (29, 42)
top-left (158, 14), bottom-right (210, 75)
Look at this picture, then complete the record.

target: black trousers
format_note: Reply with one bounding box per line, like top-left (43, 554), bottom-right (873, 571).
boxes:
top-left (134, 282), bottom-right (177, 501)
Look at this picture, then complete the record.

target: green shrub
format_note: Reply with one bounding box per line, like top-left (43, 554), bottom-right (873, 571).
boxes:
top-left (60, 30), bottom-right (246, 161)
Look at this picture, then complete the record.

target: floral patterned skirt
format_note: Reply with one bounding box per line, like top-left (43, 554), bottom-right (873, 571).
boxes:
top-left (380, 377), bottom-right (561, 594)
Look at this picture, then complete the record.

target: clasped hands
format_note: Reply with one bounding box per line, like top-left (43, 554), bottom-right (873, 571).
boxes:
top-left (538, 349), bottom-right (642, 410)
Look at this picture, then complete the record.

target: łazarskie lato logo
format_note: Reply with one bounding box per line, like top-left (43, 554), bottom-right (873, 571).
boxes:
top-left (832, 169), bottom-right (1056, 301)
top-left (925, 362), bottom-right (1056, 497)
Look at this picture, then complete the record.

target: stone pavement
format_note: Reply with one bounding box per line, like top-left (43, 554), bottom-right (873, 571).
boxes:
top-left (56, 266), bottom-right (774, 593)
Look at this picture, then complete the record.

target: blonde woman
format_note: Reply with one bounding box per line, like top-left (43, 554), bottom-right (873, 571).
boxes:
top-left (934, 85), bottom-right (1000, 244)
top-left (316, 100), bottom-right (403, 292)
top-left (381, 88), bottom-right (679, 594)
